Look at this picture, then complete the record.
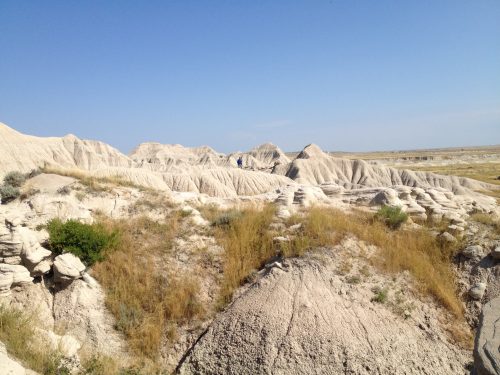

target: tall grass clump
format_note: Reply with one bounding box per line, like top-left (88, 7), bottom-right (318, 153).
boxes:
top-left (214, 205), bottom-right (276, 306)
top-left (92, 215), bottom-right (204, 361)
top-left (0, 305), bottom-right (64, 374)
top-left (375, 205), bottom-right (408, 229)
top-left (47, 219), bottom-right (119, 266)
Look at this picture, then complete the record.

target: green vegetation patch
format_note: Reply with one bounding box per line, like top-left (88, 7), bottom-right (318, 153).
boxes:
top-left (375, 205), bottom-right (408, 229)
top-left (47, 219), bottom-right (119, 266)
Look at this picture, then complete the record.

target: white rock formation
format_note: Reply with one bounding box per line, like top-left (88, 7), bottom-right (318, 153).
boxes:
top-left (53, 254), bottom-right (86, 283)
top-left (52, 277), bottom-right (126, 357)
top-left (0, 122), bottom-right (132, 180)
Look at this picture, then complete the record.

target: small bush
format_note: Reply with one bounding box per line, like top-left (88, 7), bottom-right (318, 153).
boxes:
top-left (371, 287), bottom-right (389, 303)
top-left (47, 219), bottom-right (119, 266)
top-left (3, 171), bottom-right (26, 187)
top-left (0, 184), bottom-right (20, 203)
top-left (375, 205), bottom-right (408, 229)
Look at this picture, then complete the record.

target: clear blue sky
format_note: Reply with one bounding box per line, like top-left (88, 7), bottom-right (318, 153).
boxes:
top-left (1, 1), bottom-right (499, 153)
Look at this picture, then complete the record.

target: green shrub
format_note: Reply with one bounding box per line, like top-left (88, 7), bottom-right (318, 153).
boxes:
top-left (3, 171), bottom-right (27, 187)
top-left (47, 219), bottom-right (118, 266)
top-left (0, 184), bottom-right (20, 203)
top-left (371, 287), bottom-right (388, 303)
top-left (375, 205), bottom-right (408, 229)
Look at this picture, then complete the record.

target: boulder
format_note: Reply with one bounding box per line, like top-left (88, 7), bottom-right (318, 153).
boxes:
top-left (470, 283), bottom-right (487, 300)
top-left (490, 246), bottom-right (500, 261)
top-left (439, 232), bottom-right (456, 243)
top-left (43, 330), bottom-right (81, 357)
top-left (462, 245), bottom-right (484, 260)
top-left (474, 296), bottom-right (500, 375)
top-left (53, 254), bottom-right (85, 283)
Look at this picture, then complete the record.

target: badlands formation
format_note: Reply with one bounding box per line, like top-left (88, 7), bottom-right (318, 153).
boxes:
top-left (0, 122), bottom-right (499, 375)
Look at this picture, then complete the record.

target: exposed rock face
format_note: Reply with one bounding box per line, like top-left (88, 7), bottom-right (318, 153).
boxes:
top-left (52, 276), bottom-right (125, 357)
top-left (474, 296), bottom-right (500, 375)
top-left (178, 253), bottom-right (469, 375)
top-left (281, 144), bottom-right (495, 194)
top-left (246, 142), bottom-right (291, 167)
top-left (0, 122), bottom-right (132, 179)
top-left (53, 253), bottom-right (86, 283)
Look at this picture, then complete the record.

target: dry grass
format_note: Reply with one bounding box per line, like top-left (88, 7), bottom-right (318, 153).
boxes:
top-left (406, 162), bottom-right (500, 186)
top-left (286, 208), bottom-right (464, 318)
top-left (210, 204), bottom-right (468, 345)
top-left (470, 212), bottom-right (500, 235)
top-left (0, 305), bottom-right (63, 374)
top-left (92, 214), bottom-right (205, 363)
top-left (213, 204), bottom-right (276, 307)
top-left (397, 162), bottom-right (500, 203)
top-left (40, 165), bottom-right (143, 192)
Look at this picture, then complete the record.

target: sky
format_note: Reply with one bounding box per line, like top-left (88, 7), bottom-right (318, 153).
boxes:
top-left (0, 1), bottom-right (499, 154)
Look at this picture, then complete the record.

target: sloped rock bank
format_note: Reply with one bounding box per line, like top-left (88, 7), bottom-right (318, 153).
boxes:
top-left (177, 252), bottom-right (469, 375)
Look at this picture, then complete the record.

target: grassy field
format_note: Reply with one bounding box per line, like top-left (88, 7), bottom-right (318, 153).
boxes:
top-left (407, 162), bottom-right (500, 186)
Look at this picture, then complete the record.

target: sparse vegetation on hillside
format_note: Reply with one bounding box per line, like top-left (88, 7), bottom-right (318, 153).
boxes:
top-left (92, 215), bottom-right (205, 364)
top-left (470, 212), bottom-right (500, 235)
top-left (407, 162), bottom-right (500, 186)
top-left (0, 170), bottom-right (28, 203)
top-left (3, 171), bottom-right (27, 187)
top-left (47, 219), bottom-right (119, 266)
top-left (286, 207), bottom-right (463, 318)
top-left (0, 183), bottom-right (20, 203)
top-left (0, 305), bottom-right (65, 375)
